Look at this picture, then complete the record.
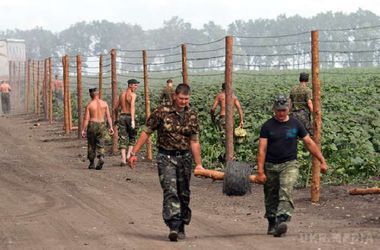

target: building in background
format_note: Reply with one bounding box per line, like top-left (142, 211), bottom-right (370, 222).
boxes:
top-left (0, 39), bottom-right (26, 81)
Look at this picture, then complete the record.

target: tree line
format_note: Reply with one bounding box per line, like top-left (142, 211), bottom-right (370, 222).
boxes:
top-left (1, 9), bottom-right (380, 70)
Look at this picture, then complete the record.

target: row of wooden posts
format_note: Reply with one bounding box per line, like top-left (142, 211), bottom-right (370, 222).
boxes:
top-left (8, 32), bottom-right (322, 203)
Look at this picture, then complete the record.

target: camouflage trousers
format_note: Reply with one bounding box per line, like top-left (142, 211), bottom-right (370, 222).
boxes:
top-left (156, 151), bottom-right (193, 230)
top-left (118, 113), bottom-right (137, 149)
top-left (290, 110), bottom-right (313, 136)
top-left (87, 121), bottom-right (105, 162)
top-left (216, 115), bottom-right (226, 132)
top-left (264, 160), bottom-right (299, 219)
top-left (1, 93), bottom-right (10, 114)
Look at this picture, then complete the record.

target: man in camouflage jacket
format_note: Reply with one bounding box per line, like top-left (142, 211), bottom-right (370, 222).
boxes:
top-left (128, 83), bottom-right (204, 242)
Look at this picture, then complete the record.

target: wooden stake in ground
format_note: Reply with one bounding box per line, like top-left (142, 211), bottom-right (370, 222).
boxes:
top-left (142, 50), bottom-right (153, 161)
top-left (63, 56), bottom-right (69, 134)
top-left (26, 60), bottom-right (30, 112)
top-left (99, 54), bottom-right (103, 99)
top-left (181, 44), bottom-right (188, 85)
top-left (76, 55), bottom-right (83, 139)
top-left (37, 61), bottom-right (40, 116)
top-left (224, 36), bottom-right (234, 162)
top-left (311, 30), bottom-right (322, 203)
top-left (43, 59), bottom-right (48, 120)
top-left (111, 49), bottom-right (118, 154)
top-left (48, 57), bottom-right (53, 124)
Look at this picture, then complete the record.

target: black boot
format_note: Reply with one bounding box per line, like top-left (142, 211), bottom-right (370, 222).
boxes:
top-left (178, 223), bottom-right (186, 239)
top-left (88, 160), bottom-right (95, 169)
top-left (273, 214), bottom-right (289, 237)
top-left (96, 156), bottom-right (104, 170)
top-left (168, 229), bottom-right (178, 242)
top-left (267, 217), bottom-right (276, 235)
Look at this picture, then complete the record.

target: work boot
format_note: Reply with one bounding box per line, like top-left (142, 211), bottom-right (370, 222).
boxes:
top-left (267, 217), bottom-right (276, 235)
top-left (168, 230), bottom-right (178, 242)
top-left (178, 223), bottom-right (186, 239)
top-left (88, 161), bottom-right (95, 169)
top-left (273, 214), bottom-right (289, 237)
top-left (96, 156), bottom-right (104, 170)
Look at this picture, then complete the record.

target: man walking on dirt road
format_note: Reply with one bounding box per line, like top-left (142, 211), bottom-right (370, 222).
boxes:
top-left (128, 83), bottom-right (205, 242)
top-left (113, 79), bottom-right (139, 166)
top-left (255, 94), bottom-right (327, 237)
top-left (81, 88), bottom-right (114, 170)
top-left (0, 80), bottom-right (12, 114)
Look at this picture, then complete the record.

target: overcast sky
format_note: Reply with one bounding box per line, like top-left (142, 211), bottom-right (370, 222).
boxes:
top-left (1, 0), bottom-right (379, 32)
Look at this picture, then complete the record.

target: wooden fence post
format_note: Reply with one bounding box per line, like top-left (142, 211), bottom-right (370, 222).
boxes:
top-left (77, 54), bottom-right (83, 139)
top-left (18, 61), bottom-right (21, 112)
top-left (225, 36), bottom-right (234, 162)
top-left (143, 50), bottom-right (153, 161)
top-left (43, 59), bottom-right (48, 120)
top-left (48, 57), bottom-right (53, 124)
top-left (23, 61), bottom-right (27, 112)
top-left (63, 55), bottom-right (70, 134)
top-left (99, 54), bottom-right (103, 99)
top-left (181, 44), bottom-right (188, 84)
top-left (311, 30), bottom-right (322, 203)
top-left (33, 60), bottom-right (36, 113)
top-left (111, 49), bottom-right (118, 154)
top-left (12, 61), bottom-right (16, 112)
top-left (26, 59), bottom-right (30, 112)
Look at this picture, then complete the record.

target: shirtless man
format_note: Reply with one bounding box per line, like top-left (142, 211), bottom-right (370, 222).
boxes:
top-left (0, 80), bottom-right (12, 114)
top-left (51, 74), bottom-right (63, 100)
top-left (81, 88), bottom-right (114, 170)
top-left (114, 79), bottom-right (139, 165)
top-left (210, 83), bottom-right (244, 131)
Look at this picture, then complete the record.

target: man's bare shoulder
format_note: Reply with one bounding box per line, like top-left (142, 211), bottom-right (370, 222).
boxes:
top-left (86, 100), bottom-right (95, 106)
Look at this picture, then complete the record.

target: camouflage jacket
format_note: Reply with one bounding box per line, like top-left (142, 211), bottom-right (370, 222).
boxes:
top-left (289, 84), bottom-right (312, 112)
top-left (159, 86), bottom-right (174, 106)
top-left (143, 105), bottom-right (200, 150)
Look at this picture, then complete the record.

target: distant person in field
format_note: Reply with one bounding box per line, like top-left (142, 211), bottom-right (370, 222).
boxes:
top-left (81, 88), bottom-right (114, 170)
top-left (51, 74), bottom-right (63, 101)
top-left (0, 80), bottom-right (12, 114)
top-left (114, 79), bottom-right (139, 166)
top-left (159, 79), bottom-right (174, 106)
top-left (210, 83), bottom-right (244, 131)
top-left (289, 72), bottom-right (313, 136)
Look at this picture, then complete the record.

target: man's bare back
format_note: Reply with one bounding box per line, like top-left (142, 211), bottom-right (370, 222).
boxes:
top-left (118, 90), bottom-right (135, 114)
top-left (87, 99), bottom-right (109, 123)
top-left (0, 83), bottom-right (11, 93)
top-left (214, 92), bottom-right (238, 117)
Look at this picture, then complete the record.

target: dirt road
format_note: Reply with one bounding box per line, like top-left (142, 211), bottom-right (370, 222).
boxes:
top-left (0, 114), bottom-right (379, 250)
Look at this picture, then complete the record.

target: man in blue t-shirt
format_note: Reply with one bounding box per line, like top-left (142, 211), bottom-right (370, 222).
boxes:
top-left (256, 94), bottom-right (327, 237)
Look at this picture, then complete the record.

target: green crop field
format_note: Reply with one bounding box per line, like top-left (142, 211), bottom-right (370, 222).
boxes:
top-left (62, 68), bottom-right (380, 186)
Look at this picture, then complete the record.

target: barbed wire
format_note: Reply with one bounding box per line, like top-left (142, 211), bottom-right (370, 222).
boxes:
top-left (233, 51), bottom-right (310, 57)
top-left (188, 72), bottom-right (224, 77)
top-left (319, 37), bottom-right (380, 43)
top-left (188, 55), bottom-right (225, 61)
top-left (188, 65), bottom-right (225, 70)
top-left (234, 31), bottom-right (309, 39)
top-left (320, 49), bottom-right (380, 53)
top-left (234, 41), bottom-right (311, 48)
top-left (118, 45), bottom-right (181, 53)
top-left (320, 24), bottom-right (380, 32)
top-left (186, 37), bottom-right (225, 46)
top-left (187, 47), bottom-right (225, 53)
top-left (233, 63), bottom-right (311, 68)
